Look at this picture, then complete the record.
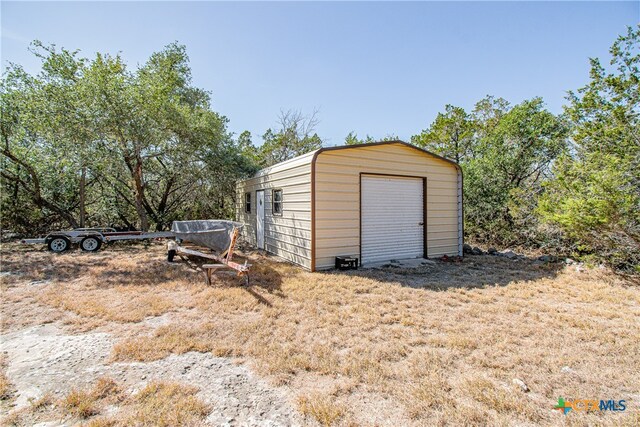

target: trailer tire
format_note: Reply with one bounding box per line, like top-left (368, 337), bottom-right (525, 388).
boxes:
top-left (48, 236), bottom-right (70, 253)
top-left (80, 236), bottom-right (102, 252)
top-left (167, 249), bottom-right (176, 262)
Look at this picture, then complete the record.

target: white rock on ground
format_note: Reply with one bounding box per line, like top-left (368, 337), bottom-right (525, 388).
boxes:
top-left (1, 324), bottom-right (301, 426)
top-left (512, 378), bottom-right (529, 392)
top-left (2, 324), bottom-right (113, 409)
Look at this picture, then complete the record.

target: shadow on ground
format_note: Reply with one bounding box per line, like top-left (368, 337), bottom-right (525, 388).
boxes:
top-left (2, 241), bottom-right (567, 297)
top-left (331, 254), bottom-right (566, 290)
top-left (172, 250), bottom-right (287, 306)
top-left (1, 242), bottom-right (286, 306)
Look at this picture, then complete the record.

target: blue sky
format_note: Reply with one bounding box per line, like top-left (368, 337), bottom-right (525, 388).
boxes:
top-left (1, 1), bottom-right (638, 146)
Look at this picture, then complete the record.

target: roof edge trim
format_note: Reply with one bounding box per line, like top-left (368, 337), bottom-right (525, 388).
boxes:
top-left (311, 140), bottom-right (462, 172)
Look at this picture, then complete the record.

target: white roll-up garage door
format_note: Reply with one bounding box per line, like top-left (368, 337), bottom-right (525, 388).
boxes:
top-left (361, 175), bottom-right (424, 264)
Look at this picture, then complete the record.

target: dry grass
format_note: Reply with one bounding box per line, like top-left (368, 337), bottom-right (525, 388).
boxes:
top-left (60, 388), bottom-right (100, 418)
top-left (461, 376), bottom-right (541, 421)
top-left (60, 377), bottom-right (124, 419)
top-left (2, 242), bottom-right (639, 425)
top-left (91, 376), bottom-right (124, 401)
top-left (121, 381), bottom-right (210, 427)
top-left (0, 374), bottom-right (10, 401)
top-left (297, 393), bottom-right (345, 426)
top-left (400, 350), bottom-right (452, 418)
top-left (0, 353), bottom-right (12, 401)
top-left (1, 376), bottom-right (209, 427)
top-left (43, 290), bottom-right (174, 323)
top-left (111, 323), bottom-right (216, 362)
top-left (2, 393), bottom-right (55, 426)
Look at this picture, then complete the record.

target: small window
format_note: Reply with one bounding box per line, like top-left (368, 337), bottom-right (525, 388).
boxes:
top-left (245, 192), bottom-right (251, 213)
top-left (273, 189), bottom-right (283, 215)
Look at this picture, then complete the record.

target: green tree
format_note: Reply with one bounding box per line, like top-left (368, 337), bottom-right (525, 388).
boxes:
top-left (343, 132), bottom-right (400, 145)
top-left (344, 131), bottom-right (375, 145)
top-left (259, 110), bottom-right (323, 167)
top-left (538, 25), bottom-right (640, 270)
top-left (411, 105), bottom-right (474, 163)
top-left (81, 43), bottom-right (240, 230)
top-left (411, 96), bottom-right (567, 246)
top-left (1, 41), bottom-right (254, 233)
top-left (236, 130), bottom-right (261, 166)
top-left (1, 42), bottom-right (95, 231)
top-left (465, 97), bottom-right (568, 245)
top-left (472, 95), bottom-right (510, 139)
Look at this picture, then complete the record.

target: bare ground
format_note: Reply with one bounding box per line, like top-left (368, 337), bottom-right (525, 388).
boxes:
top-left (1, 241), bottom-right (639, 426)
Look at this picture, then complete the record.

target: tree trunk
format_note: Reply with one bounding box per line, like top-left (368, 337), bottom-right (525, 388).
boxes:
top-left (154, 176), bottom-right (175, 231)
top-left (121, 148), bottom-right (150, 232)
top-left (132, 159), bottom-right (149, 231)
top-left (1, 147), bottom-right (79, 229)
top-left (79, 166), bottom-right (86, 228)
top-left (11, 165), bottom-right (20, 224)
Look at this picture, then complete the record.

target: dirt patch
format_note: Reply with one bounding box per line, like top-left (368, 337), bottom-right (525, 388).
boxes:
top-left (2, 324), bottom-right (113, 408)
top-left (113, 352), bottom-right (298, 426)
top-left (1, 323), bottom-right (299, 426)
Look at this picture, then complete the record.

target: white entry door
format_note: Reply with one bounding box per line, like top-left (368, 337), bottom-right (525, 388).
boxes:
top-left (361, 175), bottom-right (424, 264)
top-left (256, 190), bottom-right (265, 249)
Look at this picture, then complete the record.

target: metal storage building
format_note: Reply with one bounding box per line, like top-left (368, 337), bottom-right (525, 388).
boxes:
top-left (235, 141), bottom-right (463, 271)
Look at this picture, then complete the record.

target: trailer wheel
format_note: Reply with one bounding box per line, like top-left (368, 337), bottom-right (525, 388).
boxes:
top-left (48, 236), bottom-right (70, 253)
top-left (167, 249), bottom-right (176, 262)
top-left (80, 236), bottom-right (102, 252)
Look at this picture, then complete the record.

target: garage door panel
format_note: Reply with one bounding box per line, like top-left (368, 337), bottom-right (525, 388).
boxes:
top-left (361, 175), bottom-right (424, 264)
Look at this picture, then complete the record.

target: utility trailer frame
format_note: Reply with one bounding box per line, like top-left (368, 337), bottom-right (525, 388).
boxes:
top-left (21, 227), bottom-right (174, 253)
top-left (21, 220), bottom-right (251, 285)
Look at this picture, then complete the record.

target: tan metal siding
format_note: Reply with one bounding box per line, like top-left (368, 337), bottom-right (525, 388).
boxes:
top-left (314, 143), bottom-right (459, 270)
top-left (236, 151), bottom-right (315, 269)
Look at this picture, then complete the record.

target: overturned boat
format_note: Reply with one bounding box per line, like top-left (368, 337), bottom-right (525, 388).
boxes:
top-left (168, 220), bottom-right (250, 284)
top-left (171, 220), bottom-right (244, 253)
